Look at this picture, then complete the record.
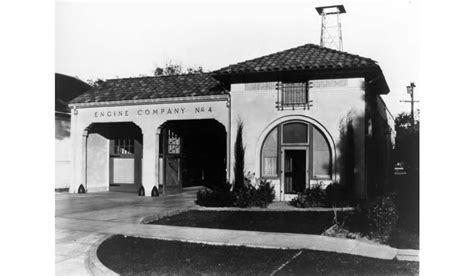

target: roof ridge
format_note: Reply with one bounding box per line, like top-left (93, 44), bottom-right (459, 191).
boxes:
top-left (213, 43), bottom-right (378, 74)
top-left (312, 44), bottom-right (378, 63)
top-left (216, 44), bottom-right (316, 70)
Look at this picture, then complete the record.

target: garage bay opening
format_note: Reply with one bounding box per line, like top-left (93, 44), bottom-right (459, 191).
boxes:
top-left (160, 119), bottom-right (226, 194)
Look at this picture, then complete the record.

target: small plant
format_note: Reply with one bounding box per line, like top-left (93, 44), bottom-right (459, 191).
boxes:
top-left (289, 185), bottom-right (326, 208)
top-left (255, 179), bottom-right (276, 206)
top-left (195, 182), bottom-right (234, 207)
top-left (366, 194), bottom-right (399, 242)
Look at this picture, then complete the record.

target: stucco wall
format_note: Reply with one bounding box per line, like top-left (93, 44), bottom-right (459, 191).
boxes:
top-left (70, 80), bottom-right (369, 199)
top-left (229, 78), bottom-right (367, 199)
top-left (86, 133), bottom-right (109, 191)
top-left (70, 99), bottom-right (229, 195)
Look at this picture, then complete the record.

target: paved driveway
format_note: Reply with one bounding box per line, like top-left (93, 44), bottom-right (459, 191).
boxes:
top-left (55, 189), bottom-right (198, 275)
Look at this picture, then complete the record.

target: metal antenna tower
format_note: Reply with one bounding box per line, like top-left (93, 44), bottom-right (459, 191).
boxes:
top-left (315, 5), bottom-right (346, 51)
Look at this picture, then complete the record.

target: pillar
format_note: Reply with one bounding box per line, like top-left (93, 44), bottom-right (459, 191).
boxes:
top-left (141, 127), bottom-right (159, 196)
top-left (81, 130), bottom-right (88, 191)
top-left (70, 119), bottom-right (88, 193)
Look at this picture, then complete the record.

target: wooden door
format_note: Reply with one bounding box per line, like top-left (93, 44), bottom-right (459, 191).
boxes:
top-left (284, 149), bottom-right (307, 194)
top-left (163, 129), bottom-right (182, 194)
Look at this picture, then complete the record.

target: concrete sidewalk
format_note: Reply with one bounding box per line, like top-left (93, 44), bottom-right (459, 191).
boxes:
top-left (55, 189), bottom-right (418, 275)
top-left (55, 189), bottom-right (198, 275)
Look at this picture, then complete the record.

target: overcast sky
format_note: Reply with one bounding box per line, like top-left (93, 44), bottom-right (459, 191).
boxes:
top-left (56, 0), bottom-right (419, 116)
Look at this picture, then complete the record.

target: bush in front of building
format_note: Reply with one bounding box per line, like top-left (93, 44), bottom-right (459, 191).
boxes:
top-left (255, 179), bottom-right (276, 206)
top-left (335, 194), bottom-right (400, 244)
top-left (195, 182), bottom-right (234, 207)
top-left (233, 178), bottom-right (276, 208)
top-left (289, 185), bottom-right (326, 208)
top-left (366, 194), bottom-right (399, 242)
top-left (195, 178), bottom-right (275, 208)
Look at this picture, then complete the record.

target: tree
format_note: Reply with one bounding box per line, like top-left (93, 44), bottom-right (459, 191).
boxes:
top-left (154, 60), bottom-right (204, 76)
top-left (86, 78), bottom-right (105, 88)
top-left (233, 119), bottom-right (245, 191)
top-left (394, 112), bottom-right (419, 171)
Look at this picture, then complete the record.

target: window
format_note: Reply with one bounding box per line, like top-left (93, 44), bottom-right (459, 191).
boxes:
top-left (261, 127), bottom-right (278, 177)
top-left (282, 82), bottom-right (308, 104)
top-left (113, 139), bottom-right (134, 155)
top-left (312, 127), bottom-right (331, 179)
top-left (282, 122), bottom-right (308, 144)
top-left (167, 130), bottom-right (181, 154)
top-left (260, 120), bottom-right (332, 180)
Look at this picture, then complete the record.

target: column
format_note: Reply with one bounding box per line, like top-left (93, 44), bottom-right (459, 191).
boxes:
top-left (81, 130), bottom-right (88, 191)
top-left (141, 127), bottom-right (158, 196)
top-left (70, 120), bottom-right (88, 193)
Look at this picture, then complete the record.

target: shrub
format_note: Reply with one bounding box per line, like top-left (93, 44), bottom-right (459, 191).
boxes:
top-left (255, 179), bottom-right (275, 206)
top-left (195, 179), bottom-right (275, 208)
top-left (233, 185), bottom-right (256, 208)
top-left (289, 185), bottom-right (326, 208)
top-left (325, 182), bottom-right (346, 206)
top-left (366, 194), bottom-right (399, 242)
top-left (233, 179), bottom-right (275, 208)
top-left (195, 182), bottom-right (233, 207)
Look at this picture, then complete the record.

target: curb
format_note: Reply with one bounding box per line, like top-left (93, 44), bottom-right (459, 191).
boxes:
top-left (194, 206), bottom-right (355, 212)
top-left (396, 249), bottom-right (419, 261)
top-left (138, 207), bottom-right (418, 262)
top-left (85, 235), bottom-right (118, 276)
top-left (141, 206), bottom-right (194, 224)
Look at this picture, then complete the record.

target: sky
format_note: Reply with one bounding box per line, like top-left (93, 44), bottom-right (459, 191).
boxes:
top-left (56, 0), bottom-right (419, 117)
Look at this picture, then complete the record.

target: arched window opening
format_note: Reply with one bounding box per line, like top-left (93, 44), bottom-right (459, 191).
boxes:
top-left (312, 126), bottom-right (331, 179)
top-left (260, 120), bottom-right (333, 180)
top-left (282, 122), bottom-right (308, 144)
top-left (261, 127), bottom-right (278, 177)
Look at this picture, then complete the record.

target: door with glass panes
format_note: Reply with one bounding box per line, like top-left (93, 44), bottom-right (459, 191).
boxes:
top-left (163, 129), bottom-right (182, 194)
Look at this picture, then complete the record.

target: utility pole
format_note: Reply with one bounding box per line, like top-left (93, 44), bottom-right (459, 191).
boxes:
top-left (400, 82), bottom-right (419, 126)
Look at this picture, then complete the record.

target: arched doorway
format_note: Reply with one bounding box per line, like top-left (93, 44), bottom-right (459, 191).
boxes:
top-left (86, 122), bottom-right (143, 193)
top-left (260, 120), bottom-right (333, 199)
top-left (159, 119), bottom-right (226, 194)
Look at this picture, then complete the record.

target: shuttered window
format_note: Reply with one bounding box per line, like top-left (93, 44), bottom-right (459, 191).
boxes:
top-left (312, 127), bottom-right (331, 179)
top-left (261, 127), bottom-right (278, 177)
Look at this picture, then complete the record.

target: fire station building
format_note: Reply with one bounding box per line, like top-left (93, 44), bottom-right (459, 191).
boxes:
top-left (68, 43), bottom-right (393, 201)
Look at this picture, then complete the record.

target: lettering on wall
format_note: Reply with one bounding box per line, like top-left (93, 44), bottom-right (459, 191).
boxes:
top-left (93, 106), bottom-right (213, 118)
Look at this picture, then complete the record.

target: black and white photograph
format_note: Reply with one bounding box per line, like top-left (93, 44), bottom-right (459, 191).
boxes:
top-left (54, 0), bottom-right (421, 274)
top-left (7, 0), bottom-right (474, 275)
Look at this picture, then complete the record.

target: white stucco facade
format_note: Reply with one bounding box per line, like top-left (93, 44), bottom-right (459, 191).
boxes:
top-left (68, 77), bottom-right (382, 200)
top-left (70, 96), bottom-right (230, 196)
top-left (229, 78), bottom-right (367, 200)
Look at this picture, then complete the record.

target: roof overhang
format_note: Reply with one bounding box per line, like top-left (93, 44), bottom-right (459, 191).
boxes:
top-left (212, 66), bottom-right (390, 95)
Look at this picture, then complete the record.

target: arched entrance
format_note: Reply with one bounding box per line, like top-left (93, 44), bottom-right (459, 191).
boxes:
top-left (85, 122), bottom-right (143, 193)
top-left (159, 119), bottom-right (226, 194)
top-left (259, 118), bottom-right (335, 200)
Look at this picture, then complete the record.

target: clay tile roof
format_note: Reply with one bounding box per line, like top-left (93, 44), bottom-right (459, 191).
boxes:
top-left (213, 43), bottom-right (379, 75)
top-left (70, 73), bottom-right (228, 104)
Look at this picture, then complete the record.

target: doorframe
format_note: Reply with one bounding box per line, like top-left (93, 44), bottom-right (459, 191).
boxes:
top-left (162, 128), bottom-right (183, 195)
top-left (280, 146), bottom-right (309, 201)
